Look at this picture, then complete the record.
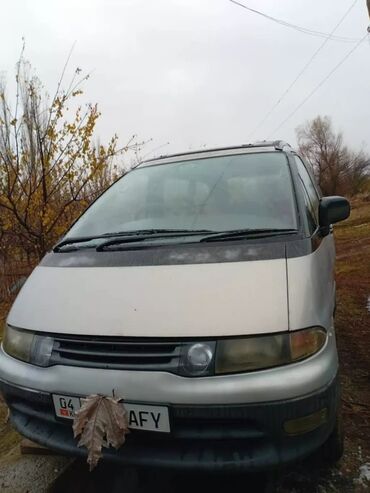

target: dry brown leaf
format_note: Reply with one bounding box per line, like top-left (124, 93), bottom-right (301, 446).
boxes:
top-left (73, 394), bottom-right (129, 471)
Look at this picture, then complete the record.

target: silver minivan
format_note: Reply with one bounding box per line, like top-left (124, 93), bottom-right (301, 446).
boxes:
top-left (0, 141), bottom-right (350, 470)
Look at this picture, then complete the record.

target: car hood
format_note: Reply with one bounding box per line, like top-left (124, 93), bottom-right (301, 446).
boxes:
top-left (8, 260), bottom-right (289, 337)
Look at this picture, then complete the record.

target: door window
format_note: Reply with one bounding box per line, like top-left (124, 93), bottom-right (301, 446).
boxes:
top-left (295, 157), bottom-right (320, 234)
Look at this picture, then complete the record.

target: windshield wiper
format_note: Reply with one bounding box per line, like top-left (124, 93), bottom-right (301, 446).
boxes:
top-left (95, 229), bottom-right (216, 252)
top-left (96, 228), bottom-right (297, 251)
top-left (54, 228), bottom-right (298, 252)
top-left (53, 229), bottom-right (214, 252)
top-left (200, 228), bottom-right (298, 242)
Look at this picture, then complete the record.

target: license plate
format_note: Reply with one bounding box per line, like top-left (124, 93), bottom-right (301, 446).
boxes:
top-left (52, 394), bottom-right (170, 433)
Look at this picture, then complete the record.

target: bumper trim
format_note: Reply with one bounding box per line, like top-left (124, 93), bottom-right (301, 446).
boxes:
top-left (0, 376), bottom-right (50, 397)
top-left (1, 375), bottom-right (340, 471)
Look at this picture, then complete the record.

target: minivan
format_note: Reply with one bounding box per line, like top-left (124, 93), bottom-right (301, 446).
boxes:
top-left (0, 141), bottom-right (350, 470)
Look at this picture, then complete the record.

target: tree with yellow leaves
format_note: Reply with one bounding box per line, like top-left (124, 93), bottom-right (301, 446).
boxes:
top-left (0, 46), bottom-right (142, 259)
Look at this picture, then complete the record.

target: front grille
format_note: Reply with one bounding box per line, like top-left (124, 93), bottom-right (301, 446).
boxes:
top-left (50, 335), bottom-right (185, 372)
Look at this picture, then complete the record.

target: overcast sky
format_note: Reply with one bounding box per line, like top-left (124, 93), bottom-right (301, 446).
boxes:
top-left (1, 0), bottom-right (369, 160)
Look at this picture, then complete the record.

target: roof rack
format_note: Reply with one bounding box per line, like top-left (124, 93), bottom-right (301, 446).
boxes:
top-left (141, 140), bottom-right (294, 164)
top-left (253, 140), bottom-right (293, 151)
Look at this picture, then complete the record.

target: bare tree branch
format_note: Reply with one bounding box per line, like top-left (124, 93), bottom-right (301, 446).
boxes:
top-left (296, 116), bottom-right (370, 196)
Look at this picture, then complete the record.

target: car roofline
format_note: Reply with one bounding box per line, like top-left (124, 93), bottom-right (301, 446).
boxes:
top-left (138, 141), bottom-right (295, 167)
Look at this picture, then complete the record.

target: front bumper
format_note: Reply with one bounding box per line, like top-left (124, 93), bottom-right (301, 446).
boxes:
top-left (0, 375), bottom-right (339, 471)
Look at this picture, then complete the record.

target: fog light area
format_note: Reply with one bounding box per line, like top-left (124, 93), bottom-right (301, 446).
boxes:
top-left (284, 408), bottom-right (328, 435)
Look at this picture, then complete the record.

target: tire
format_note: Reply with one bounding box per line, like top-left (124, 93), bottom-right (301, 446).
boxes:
top-left (321, 411), bottom-right (344, 464)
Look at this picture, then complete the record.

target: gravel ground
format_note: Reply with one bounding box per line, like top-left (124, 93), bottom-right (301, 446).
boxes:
top-left (0, 446), bottom-right (71, 493)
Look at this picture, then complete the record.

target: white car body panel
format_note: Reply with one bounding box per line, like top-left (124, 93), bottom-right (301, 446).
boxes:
top-left (287, 235), bottom-right (335, 331)
top-left (8, 259), bottom-right (289, 337)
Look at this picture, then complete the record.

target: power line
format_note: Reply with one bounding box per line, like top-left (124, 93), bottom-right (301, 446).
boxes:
top-left (246, 0), bottom-right (359, 140)
top-left (268, 33), bottom-right (367, 138)
top-left (229, 0), bottom-right (362, 43)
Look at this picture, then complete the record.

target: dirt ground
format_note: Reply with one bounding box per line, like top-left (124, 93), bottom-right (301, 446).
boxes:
top-left (0, 199), bottom-right (369, 492)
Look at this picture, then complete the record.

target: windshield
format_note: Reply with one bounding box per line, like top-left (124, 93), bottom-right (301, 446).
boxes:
top-left (66, 152), bottom-right (297, 239)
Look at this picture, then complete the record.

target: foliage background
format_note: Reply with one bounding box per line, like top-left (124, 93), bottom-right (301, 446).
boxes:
top-left (0, 51), bottom-right (145, 300)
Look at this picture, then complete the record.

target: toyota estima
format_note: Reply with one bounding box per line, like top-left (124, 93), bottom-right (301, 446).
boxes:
top-left (0, 141), bottom-right (350, 470)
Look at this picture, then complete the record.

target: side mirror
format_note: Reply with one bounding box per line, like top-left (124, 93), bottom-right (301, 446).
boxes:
top-left (319, 196), bottom-right (350, 235)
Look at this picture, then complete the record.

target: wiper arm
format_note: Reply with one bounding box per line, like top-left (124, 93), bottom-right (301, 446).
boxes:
top-left (53, 232), bottom-right (136, 252)
top-left (54, 235), bottom-right (110, 252)
top-left (200, 228), bottom-right (298, 242)
top-left (53, 229), bottom-right (214, 252)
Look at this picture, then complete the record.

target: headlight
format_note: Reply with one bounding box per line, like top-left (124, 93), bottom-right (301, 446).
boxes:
top-left (215, 327), bottom-right (326, 375)
top-left (3, 325), bottom-right (54, 367)
top-left (180, 342), bottom-right (215, 376)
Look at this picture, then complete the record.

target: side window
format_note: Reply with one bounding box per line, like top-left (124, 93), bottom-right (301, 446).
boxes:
top-left (300, 183), bottom-right (317, 234)
top-left (294, 156), bottom-right (320, 234)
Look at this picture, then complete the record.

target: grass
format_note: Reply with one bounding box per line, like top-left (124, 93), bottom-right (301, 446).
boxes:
top-left (335, 200), bottom-right (370, 455)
